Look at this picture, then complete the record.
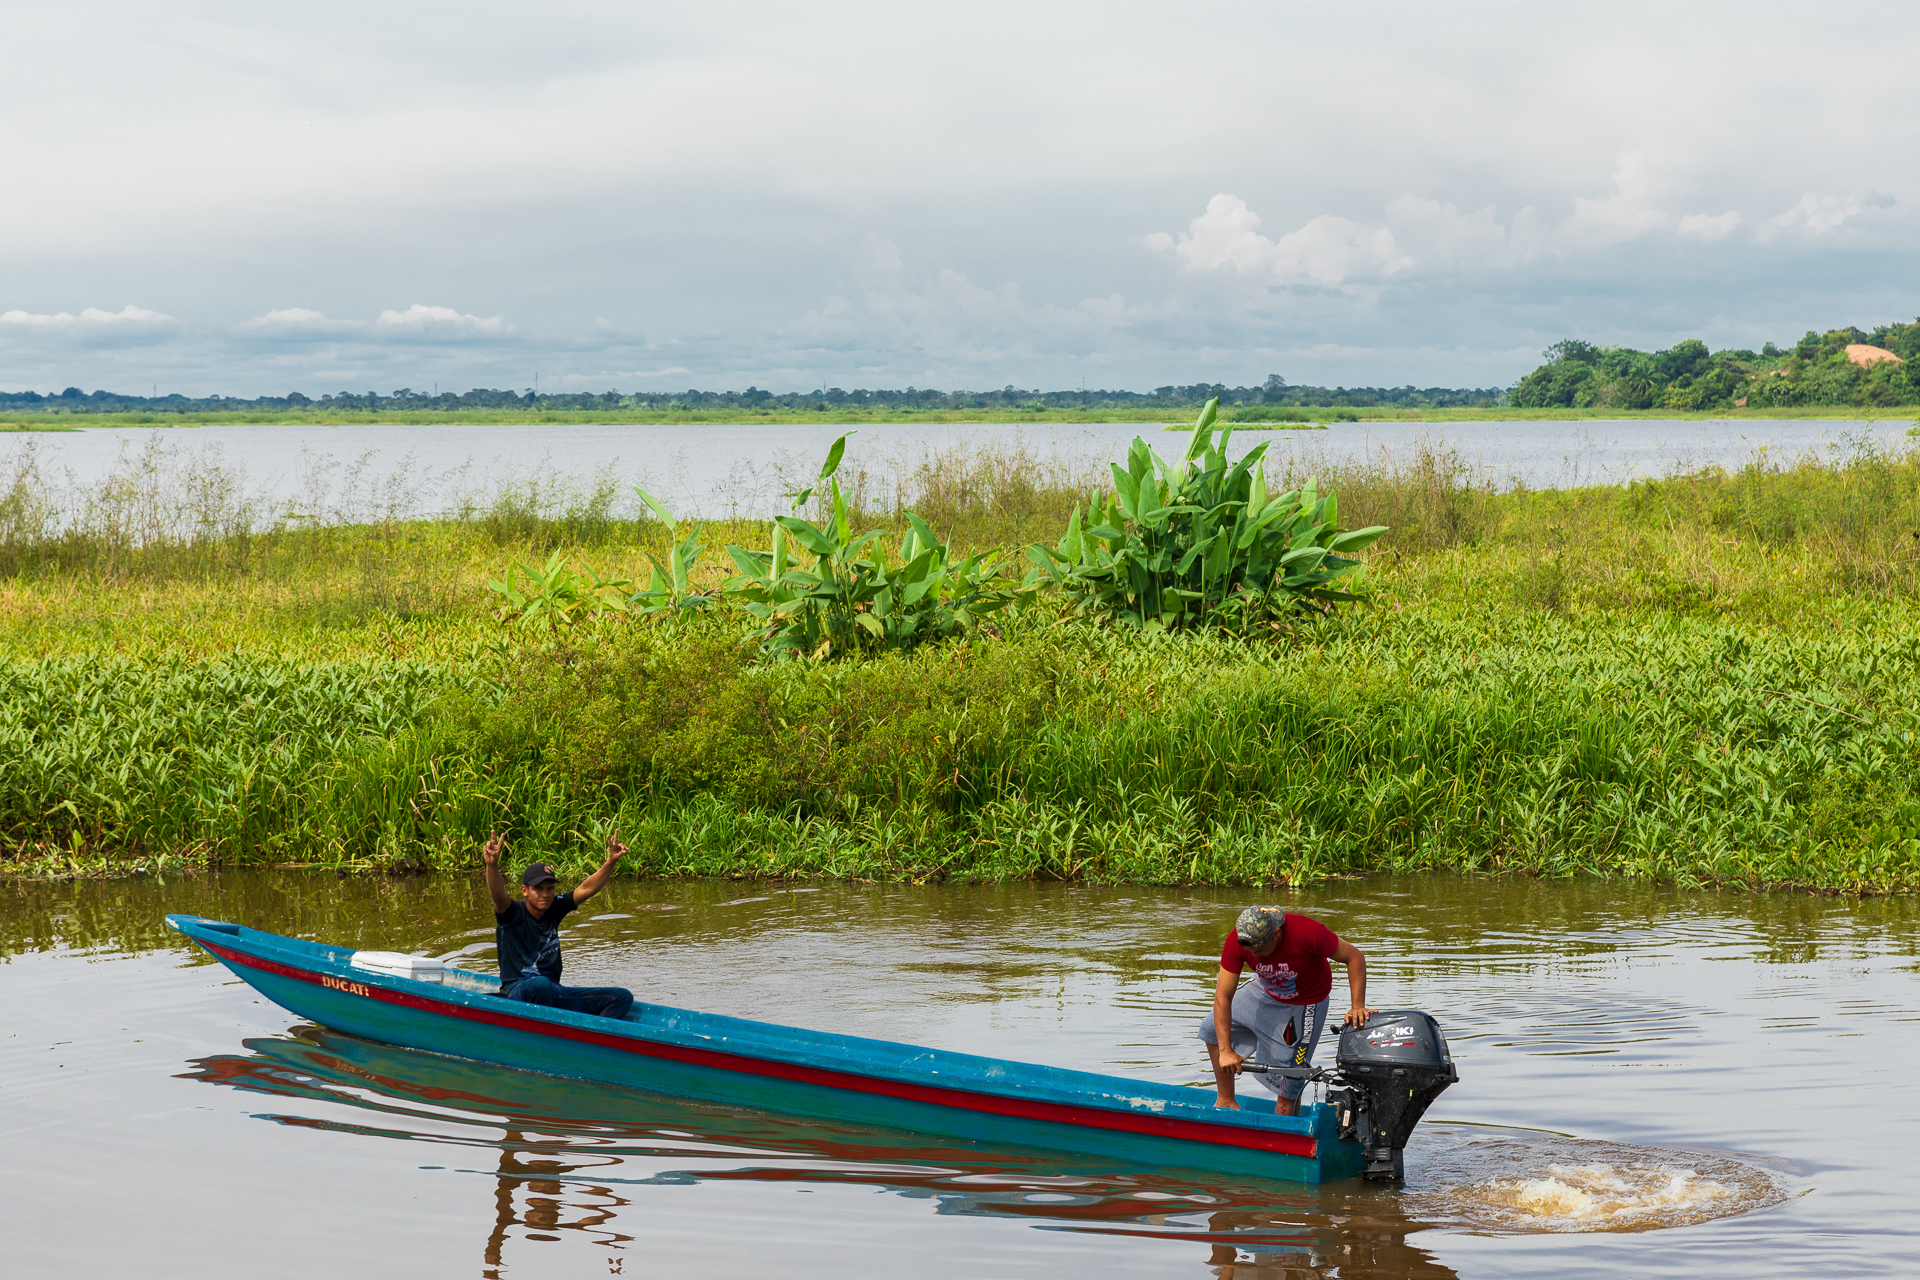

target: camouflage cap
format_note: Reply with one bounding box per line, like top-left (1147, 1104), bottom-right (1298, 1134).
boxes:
top-left (1235, 906), bottom-right (1284, 950)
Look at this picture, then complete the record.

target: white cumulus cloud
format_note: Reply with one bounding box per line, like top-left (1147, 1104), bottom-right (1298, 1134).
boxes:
top-left (1382, 195), bottom-right (1540, 271)
top-left (1562, 152), bottom-right (1671, 246)
top-left (1154, 195), bottom-right (1412, 287)
top-left (375, 304), bottom-right (507, 333)
top-left (0, 304), bottom-right (174, 328)
top-left (1678, 211), bottom-right (1742, 240)
top-left (251, 307), bottom-right (331, 325)
top-left (237, 307), bottom-right (365, 337)
top-left (1763, 191), bottom-right (1896, 238)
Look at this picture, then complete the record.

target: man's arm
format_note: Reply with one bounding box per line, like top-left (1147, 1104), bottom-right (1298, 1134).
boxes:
top-left (570, 831), bottom-right (628, 907)
top-left (1212, 966), bottom-right (1243, 1071)
top-left (1332, 938), bottom-right (1375, 1027)
top-left (481, 832), bottom-right (513, 914)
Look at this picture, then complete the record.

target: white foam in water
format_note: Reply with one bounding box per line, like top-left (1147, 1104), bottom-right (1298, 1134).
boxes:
top-left (1404, 1136), bottom-right (1782, 1234)
top-left (1494, 1163), bottom-right (1731, 1218)
top-left (1472, 1162), bottom-right (1738, 1230)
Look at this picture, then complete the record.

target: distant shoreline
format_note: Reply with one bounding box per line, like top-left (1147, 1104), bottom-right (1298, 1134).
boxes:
top-left (3, 405), bottom-right (1914, 430)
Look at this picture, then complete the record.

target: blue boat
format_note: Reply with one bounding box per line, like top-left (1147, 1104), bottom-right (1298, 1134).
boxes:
top-left (167, 913), bottom-right (1369, 1183)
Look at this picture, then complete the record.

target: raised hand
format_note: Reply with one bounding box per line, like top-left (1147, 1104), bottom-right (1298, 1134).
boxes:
top-left (482, 831), bottom-right (506, 867)
top-left (605, 830), bottom-right (628, 864)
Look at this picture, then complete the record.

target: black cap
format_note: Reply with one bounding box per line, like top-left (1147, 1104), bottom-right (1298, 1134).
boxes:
top-left (520, 862), bottom-right (559, 888)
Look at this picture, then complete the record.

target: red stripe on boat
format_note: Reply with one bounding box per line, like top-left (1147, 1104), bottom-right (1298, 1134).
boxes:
top-left (200, 939), bottom-right (1316, 1158)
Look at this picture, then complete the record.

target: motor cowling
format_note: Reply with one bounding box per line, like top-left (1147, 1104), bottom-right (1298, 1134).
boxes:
top-left (1329, 1010), bottom-right (1457, 1181)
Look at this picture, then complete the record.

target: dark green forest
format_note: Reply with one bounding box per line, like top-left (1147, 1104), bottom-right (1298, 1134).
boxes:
top-left (1513, 320), bottom-right (1920, 410)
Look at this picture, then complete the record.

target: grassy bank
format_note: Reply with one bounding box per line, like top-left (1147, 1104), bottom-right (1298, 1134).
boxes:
top-left (6, 436), bottom-right (1920, 892)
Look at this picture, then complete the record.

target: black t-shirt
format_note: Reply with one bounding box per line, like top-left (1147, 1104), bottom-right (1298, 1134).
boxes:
top-left (495, 892), bottom-right (576, 987)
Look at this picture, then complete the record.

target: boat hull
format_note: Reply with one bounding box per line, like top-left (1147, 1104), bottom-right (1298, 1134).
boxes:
top-left (168, 914), bottom-right (1364, 1184)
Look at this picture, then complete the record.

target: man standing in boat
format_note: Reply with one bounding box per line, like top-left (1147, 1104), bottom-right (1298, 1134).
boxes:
top-left (481, 831), bottom-right (636, 1020)
top-left (1199, 906), bottom-right (1374, 1114)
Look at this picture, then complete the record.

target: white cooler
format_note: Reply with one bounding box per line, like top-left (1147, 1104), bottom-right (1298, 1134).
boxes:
top-left (349, 951), bottom-right (444, 983)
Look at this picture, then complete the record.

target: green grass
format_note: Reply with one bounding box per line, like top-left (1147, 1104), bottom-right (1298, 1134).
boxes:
top-left (6, 436), bottom-right (1920, 892)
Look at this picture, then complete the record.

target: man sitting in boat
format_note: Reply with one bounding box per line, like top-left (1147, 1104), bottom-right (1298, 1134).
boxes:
top-left (481, 831), bottom-right (635, 1020)
top-left (1198, 906), bottom-right (1374, 1114)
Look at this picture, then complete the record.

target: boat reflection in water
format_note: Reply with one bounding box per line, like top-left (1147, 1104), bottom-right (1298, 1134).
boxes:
top-left (181, 1025), bottom-right (1469, 1279)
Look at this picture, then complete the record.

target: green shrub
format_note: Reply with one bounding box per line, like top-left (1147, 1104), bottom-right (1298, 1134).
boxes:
top-left (1026, 399), bottom-right (1387, 629)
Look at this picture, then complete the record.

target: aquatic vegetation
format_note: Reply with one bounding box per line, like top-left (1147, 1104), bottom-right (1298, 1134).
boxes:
top-left (1028, 400), bottom-right (1386, 629)
top-left (5, 434), bottom-right (1920, 891)
top-left (487, 552), bottom-right (632, 632)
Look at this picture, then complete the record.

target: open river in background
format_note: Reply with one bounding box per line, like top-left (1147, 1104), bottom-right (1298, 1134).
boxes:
top-left (4, 417), bottom-right (1917, 522)
top-left (6, 872), bottom-right (1918, 1279)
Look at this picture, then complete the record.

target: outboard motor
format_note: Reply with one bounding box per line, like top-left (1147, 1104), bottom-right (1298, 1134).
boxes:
top-left (1329, 1010), bottom-right (1457, 1181)
top-left (1242, 1007), bottom-right (1457, 1182)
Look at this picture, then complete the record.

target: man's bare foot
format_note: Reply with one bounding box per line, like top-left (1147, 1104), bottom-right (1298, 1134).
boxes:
top-left (1214, 1098), bottom-right (1241, 1110)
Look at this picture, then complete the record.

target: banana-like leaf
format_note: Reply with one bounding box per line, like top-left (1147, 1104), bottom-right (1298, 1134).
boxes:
top-left (1016, 419), bottom-right (1385, 632)
top-left (726, 545), bottom-right (769, 577)
top-left (821, 433), bottom-right (851, 481)
top-left (1110, 463), bottom-right (1139, 518)
top-left (1175, 534), bottom-right (1218, 576)
top-left (1184, 397), bottom-right (1219, 461)
top-left (831, 476), bottom-right (850, 544)
top-left (775, 516), bottom-right (836, 556)
top-left (1327, 525), bottom-right (1390, 553)
top-left (633, 486), bottom-right (677, 533)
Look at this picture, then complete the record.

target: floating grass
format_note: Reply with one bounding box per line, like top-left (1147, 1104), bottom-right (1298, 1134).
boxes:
top-left (5, 433), bottom-right (1920, 891)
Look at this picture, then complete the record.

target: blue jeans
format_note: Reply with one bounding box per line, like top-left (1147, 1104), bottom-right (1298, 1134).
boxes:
top-left (505, 975), bottom-right (635, 1021)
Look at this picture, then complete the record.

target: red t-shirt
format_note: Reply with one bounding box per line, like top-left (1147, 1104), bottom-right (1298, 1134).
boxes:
top-left (1220, 913), bottom-right (1340, 1005)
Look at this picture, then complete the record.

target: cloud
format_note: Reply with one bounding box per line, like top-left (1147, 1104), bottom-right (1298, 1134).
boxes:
top-left (237, 307), bottom-right (365, 338)
top-left (1382, 196), bottom-right (1536, 271)
top-left (0, 304), bottom-right (174, 329)
top-left (248, 307), bottom-right (332, 326)
top-left (1763, 190), bottom-right (1897, 238)
top-left (1562, 152), bottom-right (1671, 246)
top-left (1155, 194), bottom-right (1412, 287)
top-left (1155, 158), bottom-right (1769, 291)
top-left (235, 305), bottom-right (514, 341)
top-left (1151, 159), bottom-right (1710, 292)
top-left (374, 304), bottom-right (508, 334)
top-left (2, 6), bottom-right (1919, 397)
top-left (1678, 211), bottom-right (1742, 240)
top-left (766, 233), bottom-right (1194, 388)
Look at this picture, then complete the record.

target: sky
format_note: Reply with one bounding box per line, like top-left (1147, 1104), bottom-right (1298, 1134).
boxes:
top-left (3, 1), bottom-right (1918, 397)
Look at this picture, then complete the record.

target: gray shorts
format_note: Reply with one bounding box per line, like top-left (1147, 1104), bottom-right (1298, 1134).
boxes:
top-left (1197, 983), bottom-right (1330, 1101)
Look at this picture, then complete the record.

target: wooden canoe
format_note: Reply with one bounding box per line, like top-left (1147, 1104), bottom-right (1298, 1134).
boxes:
top-left (167, 913), bottom-right (1366, 1183)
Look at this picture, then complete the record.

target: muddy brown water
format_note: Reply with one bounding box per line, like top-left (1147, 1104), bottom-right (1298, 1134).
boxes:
top-left (6, 873), bottom-right (1917, 1278)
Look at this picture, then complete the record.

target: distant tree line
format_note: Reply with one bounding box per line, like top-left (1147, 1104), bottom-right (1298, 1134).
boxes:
top-left (1512, 319), bottom-right (1920, 410)
top-left (0, 376), bottom-right (1508, 415)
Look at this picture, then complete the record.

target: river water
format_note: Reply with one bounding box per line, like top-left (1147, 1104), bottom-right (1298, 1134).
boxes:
top-left (5, 872), bottom-right (1916, 1278)
top-left (5, 417), bottom-right (1915, 523)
